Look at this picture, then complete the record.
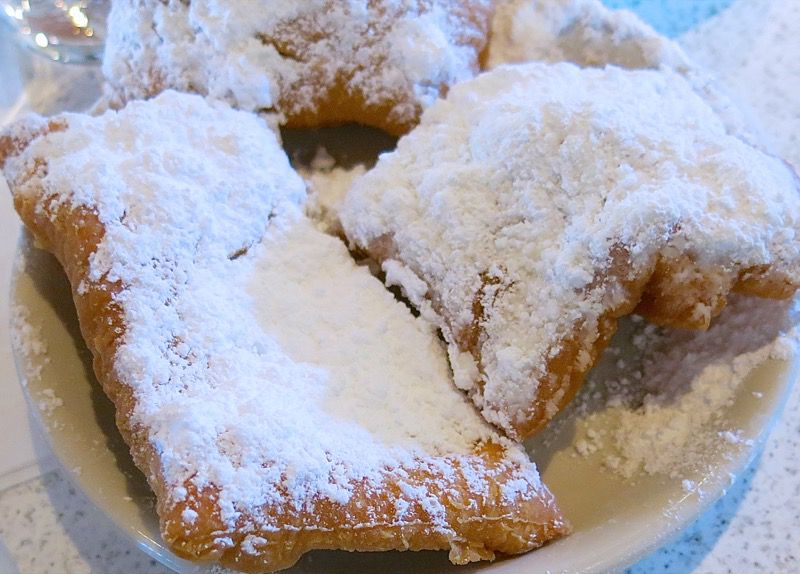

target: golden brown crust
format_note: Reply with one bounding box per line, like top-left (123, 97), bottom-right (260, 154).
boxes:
top-left (635, 253), bottom-right (798, 329)
top-left (505, 246), bottom-right (656, 439)
top-left (3, 119), bottom-right (568, 573)
top-left (160, 442), bottom-right (568, 571)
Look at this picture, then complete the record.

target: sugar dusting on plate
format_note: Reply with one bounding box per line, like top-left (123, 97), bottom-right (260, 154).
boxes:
top-left (559, 295), bottom-right (799, 485)
top-left (10, 302), bottom-right (49, 384)
top-left (10, 301), bottom-right (63, 425)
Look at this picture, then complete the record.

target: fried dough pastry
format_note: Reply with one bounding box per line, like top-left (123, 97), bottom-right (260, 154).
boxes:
top-left (102, 0), bottom-right (494, 135)
top-left (484, 0), bottom-right (688, 72)
top-left (340, 62), bottom-right (800, 440)
top-left (0, 91), bottom-right (568, 573)
top-left (483, 0), bottom-right (760, 146)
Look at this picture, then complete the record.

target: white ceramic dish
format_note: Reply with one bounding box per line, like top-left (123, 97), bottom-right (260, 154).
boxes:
top-left (11, 230), bottom-right (798, 574)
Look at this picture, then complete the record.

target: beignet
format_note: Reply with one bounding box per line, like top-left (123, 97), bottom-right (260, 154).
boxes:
top-left (340, 62), bottom-right (800, 439)
top-left (0, 91), bottom-right (568, 573)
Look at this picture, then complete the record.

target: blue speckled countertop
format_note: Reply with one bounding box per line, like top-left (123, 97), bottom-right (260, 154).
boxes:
top-left (0, 0), bottom-right (798, 572)
top-left (604, 0), bottom-right (735, 37)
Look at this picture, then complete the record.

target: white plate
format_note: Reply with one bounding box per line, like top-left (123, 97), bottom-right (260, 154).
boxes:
top-left (11, 229), bottom-right (798, 574)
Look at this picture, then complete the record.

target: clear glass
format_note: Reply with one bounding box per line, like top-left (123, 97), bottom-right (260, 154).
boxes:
top-left (0, 0), bottom-right (109, 63)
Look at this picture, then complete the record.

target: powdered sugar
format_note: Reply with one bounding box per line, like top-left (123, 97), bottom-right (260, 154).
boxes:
top-left (221, 213), bottom-right (524, 514)
top-left (10, 302), bottom-right (61, 423)
top-left (10, 302), bottom-right (49, 384)
top-left (248, 219), bottom-right (461, 458)
top-left (565, 295), bottom-right (798, 480)
top-left (340, 61), bottom-right (800, 438)
top-left (300, 148), bottom-right (366, 235)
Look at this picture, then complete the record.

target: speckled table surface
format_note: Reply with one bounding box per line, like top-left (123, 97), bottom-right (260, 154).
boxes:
top-left (1, 1), bottom-right (798, 573)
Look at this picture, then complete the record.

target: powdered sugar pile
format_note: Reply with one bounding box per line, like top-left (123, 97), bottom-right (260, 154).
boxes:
top-left (102, 0), bottom-right (490, 131)
top-left (4, 90), bottom-right (541, 535)
top-left (300, 147), bottom-right (366, 235)
top-left (245, 215), bottom-right (526, 490)
top-left (341, 61), bottom-right (800, 438)
top-left (565, 295), bottom-right (799, 480)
